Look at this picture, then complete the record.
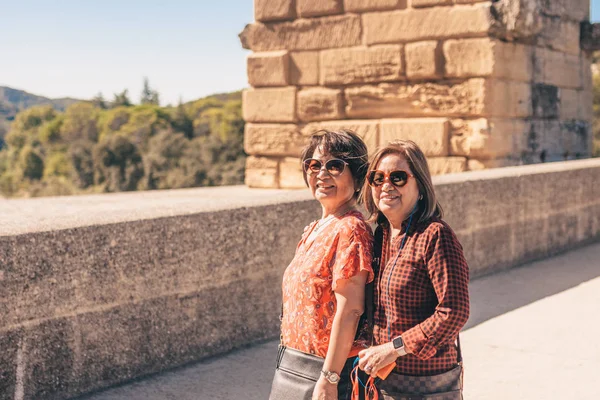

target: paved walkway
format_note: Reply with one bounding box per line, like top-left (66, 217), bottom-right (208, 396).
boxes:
top-left (78, 242), bottom-right (600, 400)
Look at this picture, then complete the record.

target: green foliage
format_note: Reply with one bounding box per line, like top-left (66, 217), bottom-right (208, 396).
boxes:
top-left (19, 145), bottom-right (44, 180)
top-left (0, 89), bottom-right (245, 197)
top-left (113, 89), bottom-right (132, 107)
top-left (140, 77), bottom-right (160, 106)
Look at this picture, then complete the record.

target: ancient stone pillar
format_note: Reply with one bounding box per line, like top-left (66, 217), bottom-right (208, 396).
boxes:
top-left (240, 0), bottom-right (593, 188)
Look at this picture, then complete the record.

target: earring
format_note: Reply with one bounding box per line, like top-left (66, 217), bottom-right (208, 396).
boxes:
top-left (418, 194), bottom-right (423, 200)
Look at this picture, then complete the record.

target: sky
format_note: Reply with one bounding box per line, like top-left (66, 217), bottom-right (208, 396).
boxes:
top-left (1, 0), bottom-right (599, 106)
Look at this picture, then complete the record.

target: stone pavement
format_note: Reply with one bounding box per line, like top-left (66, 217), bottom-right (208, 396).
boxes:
top-left (78, 242), bottom-right (600, 400)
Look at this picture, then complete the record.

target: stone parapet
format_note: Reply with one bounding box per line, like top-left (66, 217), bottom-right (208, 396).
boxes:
top-left (2, 160), bottom-right (600, 399)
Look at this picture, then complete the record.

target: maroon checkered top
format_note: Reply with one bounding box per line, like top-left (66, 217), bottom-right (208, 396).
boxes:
top-left (373, 217), bottom-right (470, 375)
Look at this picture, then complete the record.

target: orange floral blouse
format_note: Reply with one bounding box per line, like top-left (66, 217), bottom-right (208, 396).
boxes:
top-left (280, 210), bottom-right (374, 358)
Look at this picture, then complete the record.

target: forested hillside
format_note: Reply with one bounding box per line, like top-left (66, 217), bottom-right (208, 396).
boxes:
top-left (0, 87), bottom-right (245, 197)
top-left (0, 86), bottom-right (80, 148)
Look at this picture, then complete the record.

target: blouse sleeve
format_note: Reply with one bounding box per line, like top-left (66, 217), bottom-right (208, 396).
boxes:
top-left (401, 223), bottom-right (470, 359)
top-left (331, 220), bottom-right (374, 291)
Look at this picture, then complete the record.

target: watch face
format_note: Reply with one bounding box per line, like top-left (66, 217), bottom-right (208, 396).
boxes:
top-left (393, 336), bottom-right (404, 349)
top-left (329, 373), bottom-right (340, 383)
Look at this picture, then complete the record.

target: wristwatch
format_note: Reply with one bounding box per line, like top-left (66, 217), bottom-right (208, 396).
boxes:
top-left (321, 370), bottom-right (341, 385)
top-left (392, 335), bottom-right (407, 356)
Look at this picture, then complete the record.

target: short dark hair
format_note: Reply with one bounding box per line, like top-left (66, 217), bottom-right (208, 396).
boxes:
top-left (300, 129), bottom-right (369, 201)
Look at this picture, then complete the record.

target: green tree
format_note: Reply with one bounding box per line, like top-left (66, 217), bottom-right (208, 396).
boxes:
top-left (93, 134), bottom-right (144, 192)
top-left (140, 77), bottom-right (160, 106)
top-left (19, 145), bottom-right (44, 180)
top-left (113, 89), bottom-right (132, 107)
top-left (69, 140), bottom-right (95, 188)
top-left (92, 92), bottom-right (107, 109)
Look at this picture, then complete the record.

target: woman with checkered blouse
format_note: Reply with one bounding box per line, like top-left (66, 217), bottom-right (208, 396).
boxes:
top-left (357, 140), bottom-right (470, 400)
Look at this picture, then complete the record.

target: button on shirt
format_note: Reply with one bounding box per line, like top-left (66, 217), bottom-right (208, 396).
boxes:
top-left (373, 218), bottom-right (470, 375)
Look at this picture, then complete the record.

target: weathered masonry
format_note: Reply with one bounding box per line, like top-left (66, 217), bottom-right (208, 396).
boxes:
top-left (240, 0), bottom-right (595, 188)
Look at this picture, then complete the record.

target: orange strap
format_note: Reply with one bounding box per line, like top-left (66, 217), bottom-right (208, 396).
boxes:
top-left (350, 364), bottom-right (379, 400)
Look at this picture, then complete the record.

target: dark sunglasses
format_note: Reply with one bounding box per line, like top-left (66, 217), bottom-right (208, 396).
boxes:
top-left (303, 158), bottom-right (348, 176)
top-left (367, 170), bottom-right (414, 187)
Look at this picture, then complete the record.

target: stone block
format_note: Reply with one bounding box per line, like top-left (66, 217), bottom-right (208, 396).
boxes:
top-left (243, 87), bottom-right (297, 123)
top-left (245, 156), bottom-right (279, 188)
top-left (449, 118), bottom-right (530, 160)
top-left (302, 120), bottom-right (379, 153)
top-left (540, 0), bottom-right (589, 22)
top-left (239, 15), bottom-right (362, 51)
top-left (379, 118), bottom-right (449, 156)
top-left (244, 123), bottom-right (306, 157)
top-left (344, 0), bottom-right (405, 13)
top-left (405, 41), bottom-right (443, 80)
top-left (538, 17), bottom-right (581, 55)
top-left (279, 157), bottom-right (306, 189)
top-left (254, 0), bottom-right (295, 22)
top-left (527, 120), bottom-right (588, 161)
top-left (443, 38), bottom-right (532, 82)
top-left (559, 88), bottom-right (580, 121)
top-left (534, 48), bottom-right (582, 89)
top-left (363, 4), bottom-right (492, 45)
top-left (290, 51), bottom-right (320, 85)
top-left (344, 79), bottom-right (531, 119)
top-left (297, 88), bottom-right (344, 122)
top-left (467, 158), bottom-right (520, 171)
top-left (427, 157), bottom-right (467, 175)
top-left (247, 51), bottom-right (290, 87)
top-left (320, 45), bottom-right (404, 85)
top-left (411, 0), bottom-right (451, 7)
top-left (297, 0), bottom-right (343, 18)
top-left (532, 83), bottom-right (559, 119)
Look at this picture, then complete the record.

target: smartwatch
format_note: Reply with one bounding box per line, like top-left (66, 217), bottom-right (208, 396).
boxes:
top-left (392, 335), bottom-right (407, 356)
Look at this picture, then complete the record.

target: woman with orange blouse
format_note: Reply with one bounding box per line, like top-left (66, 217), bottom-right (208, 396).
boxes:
top-left (269, 130), bottom-right (374, 400)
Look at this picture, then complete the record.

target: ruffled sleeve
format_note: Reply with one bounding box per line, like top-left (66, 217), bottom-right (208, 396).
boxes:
top-left (331, 218), bottom-right (374, 291)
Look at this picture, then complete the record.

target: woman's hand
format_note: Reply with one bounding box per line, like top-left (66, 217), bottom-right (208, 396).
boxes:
top-left (312, 377), bottom-right (338, 400)
top-left (358, 342), bottom-right (398, 378)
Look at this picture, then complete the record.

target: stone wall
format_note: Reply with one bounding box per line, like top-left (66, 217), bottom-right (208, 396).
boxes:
top-left (1, 159), bottom-right (600, 400)
top-left (240, 0), bottom-right (594, 188)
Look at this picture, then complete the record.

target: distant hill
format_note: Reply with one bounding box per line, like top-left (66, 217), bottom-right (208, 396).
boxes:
top-left (0, 86), bottom-right (81, 144)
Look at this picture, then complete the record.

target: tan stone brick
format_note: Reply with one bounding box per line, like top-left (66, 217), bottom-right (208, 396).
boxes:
top-left (454, 0), bottom-right (488, 3)
top-left (540, 0), bottom-right (589, 22)
top-left (297, 88), bottom-right (344, 122)
top-left (297, 0), bottom-right (343, 18)
top-left (279, 157), bottom-right (306, 188)
top-left (344, 0), bottom-right (405, 13)
top-left (247, 51), bottom-right (290, 87)
top-left (320, 46), bottom-right (404, 85)
top-left (245, 156), bottom-right (278, 188)
top-left (363, 4), bottom-right (492, 45)
top-left (559, 89), bottom-right (580, 120)
top-left (427, 157), bottom-right (467, 175)
top-left (239, 15), bottom-right (362, 52)
top-left (443, 38), bottom-right (532, 82)
top-left (534, 48), bottom-right (582, 89)
top-left (254, 0), bottom-right (295, 22)
top-left (467, 158), bottom-right (520, 171)
top-left (243, 87), bottom-right (297, 123)
top-left (244, 123), bottom-right (306, 156)
top-left (405, 41), bottom-right (443, 79)
top-left (344, 79), bottom-right (531, 119)
top-left (302, 120), bottom-right (379, 153)
top-left (410, 0), bottom-right (451, 7)
top-left (538, 18), bottom-right (581, 55)
top-left (380, 118), bottom-right (449, 156)
top-left (290, 52), bottom-right (319, 86)
top-left (449, 118), bottom-right (530, 159)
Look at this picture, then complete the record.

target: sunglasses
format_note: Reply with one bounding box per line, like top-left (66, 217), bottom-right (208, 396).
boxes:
top-left (367, 170), bottom-right (414, 187)
top-left (303, 158), bottom-right (348, 176)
